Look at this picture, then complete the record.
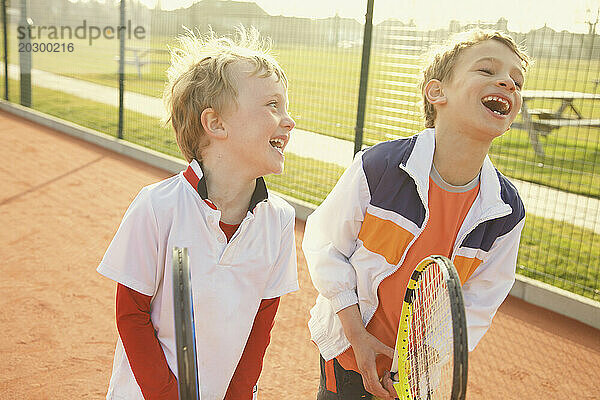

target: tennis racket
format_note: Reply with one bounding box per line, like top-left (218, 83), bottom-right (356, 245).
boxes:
top-left (389, 255), bottom-right (468, 400)
top-left (172, 247), bottom-right (200, 400)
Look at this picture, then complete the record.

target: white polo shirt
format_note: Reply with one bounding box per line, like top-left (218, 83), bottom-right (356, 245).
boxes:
top-left (97, 160), bottom-right (299, 400)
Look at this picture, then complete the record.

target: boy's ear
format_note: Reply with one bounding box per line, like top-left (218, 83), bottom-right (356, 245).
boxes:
top-left (424, 79), bottom-right (447, 105)
top-left (201, 108), bottom-right (227, 139)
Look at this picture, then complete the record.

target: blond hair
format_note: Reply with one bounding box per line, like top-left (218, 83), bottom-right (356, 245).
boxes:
top-left (163, 26), bottom-right (288, 162)
top-left (419, 30), bottom-right (530, 128)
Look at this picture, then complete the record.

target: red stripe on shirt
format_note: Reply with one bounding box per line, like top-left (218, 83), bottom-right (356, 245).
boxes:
top-left (183, 164), bottom-right (200, 191)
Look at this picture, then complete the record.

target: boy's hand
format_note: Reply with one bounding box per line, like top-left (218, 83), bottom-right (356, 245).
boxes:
top-left (337, 305), bottom-right (396, 399)
top-left (350, 329), bottom-right (396, 399)
top-left (380, 372), bottom-right (398, 399)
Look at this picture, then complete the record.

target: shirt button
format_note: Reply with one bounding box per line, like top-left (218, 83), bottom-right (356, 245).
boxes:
top-left (217, 236), bottom-right (225, 243)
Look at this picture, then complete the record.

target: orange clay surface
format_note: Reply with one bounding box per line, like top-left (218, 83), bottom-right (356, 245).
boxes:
top-left (1, 110), bottom-right (599, 399)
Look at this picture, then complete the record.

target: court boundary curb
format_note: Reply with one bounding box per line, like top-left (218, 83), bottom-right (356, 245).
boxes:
top-left (1, 99), bottom-right (598, 330)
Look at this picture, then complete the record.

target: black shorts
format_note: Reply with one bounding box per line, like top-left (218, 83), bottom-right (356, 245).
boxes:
top-left (317, 355), bottom-right (373, 400)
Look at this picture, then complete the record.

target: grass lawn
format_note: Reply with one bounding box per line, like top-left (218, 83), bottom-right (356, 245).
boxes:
top-left (519, 213), bottom-right (600, 301)
top-left (490, 126), bottom-right (598, 197)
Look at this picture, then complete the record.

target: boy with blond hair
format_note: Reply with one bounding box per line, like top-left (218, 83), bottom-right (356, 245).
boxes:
top-left (98, 27), bottom-right (298, 400)
top-left (303, 30), bottom-right (530, 399)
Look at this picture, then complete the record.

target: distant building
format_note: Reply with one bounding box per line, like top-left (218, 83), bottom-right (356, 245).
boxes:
top-left (373, 19), bottom-right (434, 52)
top-left (525, 25), bottom-right (600, 59)
top-left (449, 17), bottom-right (508, 33)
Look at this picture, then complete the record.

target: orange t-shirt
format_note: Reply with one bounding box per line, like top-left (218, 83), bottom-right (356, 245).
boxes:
top-left (337, 168), bottom-right (480, 375)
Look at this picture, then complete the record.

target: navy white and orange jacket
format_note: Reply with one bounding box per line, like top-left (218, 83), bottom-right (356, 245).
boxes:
top-left (303, 128), bottom-right (526, 360)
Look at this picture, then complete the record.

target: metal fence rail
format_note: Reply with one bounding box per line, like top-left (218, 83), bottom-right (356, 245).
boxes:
top-left (1, 0), bottom-right (598, 301)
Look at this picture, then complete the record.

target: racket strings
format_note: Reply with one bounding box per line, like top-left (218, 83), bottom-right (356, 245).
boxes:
top-left (406, 262), bottom-right (454, 399)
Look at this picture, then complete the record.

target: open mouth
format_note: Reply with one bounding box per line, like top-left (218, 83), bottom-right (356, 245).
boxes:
top-left (481, 95), bottom-right (511, 116)
top-left (269, 138), bottom-right (285, 154)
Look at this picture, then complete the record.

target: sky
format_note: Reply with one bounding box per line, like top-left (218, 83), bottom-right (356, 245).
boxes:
top-left (135, 0), bottom-right (600, 34)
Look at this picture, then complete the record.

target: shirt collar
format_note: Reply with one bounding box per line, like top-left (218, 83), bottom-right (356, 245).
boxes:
top-left (183, 159), bottom-right (268, 212)
top-left (402, 129), bottom-right (508, 211)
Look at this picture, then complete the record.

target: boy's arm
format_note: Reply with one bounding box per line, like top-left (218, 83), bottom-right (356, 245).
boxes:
top-left (304, 156), bottom-right (397, 399)
top-left (224, 297), bottom-right (280, 400)
top-left (116, 284), bottom-right (179, 400)
top-left (461, 218), bottom-right (526, 350)
top-left (302, 155), bottom-right (370, 312)
top-left (337, 305), bottom-right (396, 399)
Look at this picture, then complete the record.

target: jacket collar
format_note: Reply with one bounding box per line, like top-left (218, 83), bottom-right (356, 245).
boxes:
top-left (184, 159), bottom-right (268, 212)
top-left (401, 128), bottom-right (508, 212)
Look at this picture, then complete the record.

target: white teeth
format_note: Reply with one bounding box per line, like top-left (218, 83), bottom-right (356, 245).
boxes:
top-left (482, 95), bottom-right (510, 111)
top-left (270, 138), bottom-right (284, 151)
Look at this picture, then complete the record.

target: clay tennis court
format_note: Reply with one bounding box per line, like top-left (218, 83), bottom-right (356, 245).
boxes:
top-left (1, 110), bottom-right (598, 399)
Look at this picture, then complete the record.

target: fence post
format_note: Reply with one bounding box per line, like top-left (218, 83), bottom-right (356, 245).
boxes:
top-left (2, 0), bottom-right (8, 100)
top-left (18, 0), bottom-right (31, 107)
top-left (117, 0), bottom-right (126, 139)
top-left (353, 0), bottom-right (374, 155)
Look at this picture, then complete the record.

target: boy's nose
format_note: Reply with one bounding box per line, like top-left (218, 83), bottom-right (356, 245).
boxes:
top-left (282, 114), bottom-right (295, 131)
top-left (497, 77), bottom-right (516, 92)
